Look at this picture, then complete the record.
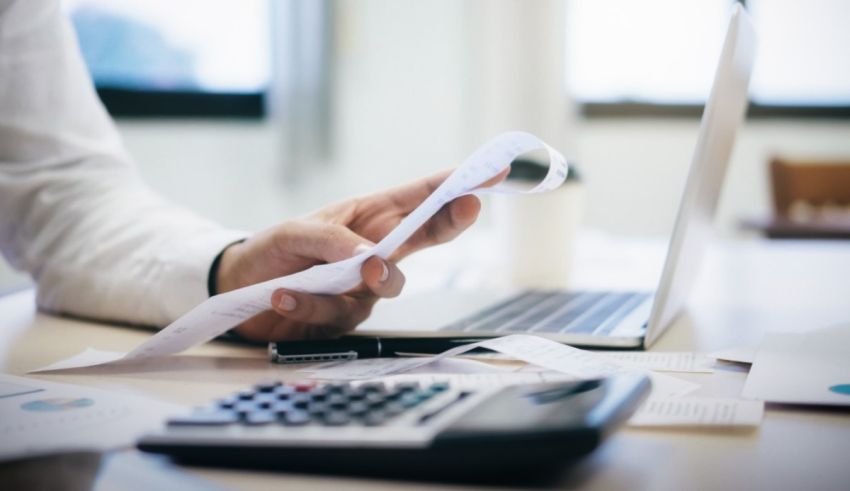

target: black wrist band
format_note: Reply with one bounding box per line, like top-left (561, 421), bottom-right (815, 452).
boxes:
top-left (207, 239), bottom-right (247, 297)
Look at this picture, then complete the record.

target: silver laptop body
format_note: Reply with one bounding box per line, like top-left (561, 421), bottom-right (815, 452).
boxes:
top-left (358, 5), bottom-right (756, 349)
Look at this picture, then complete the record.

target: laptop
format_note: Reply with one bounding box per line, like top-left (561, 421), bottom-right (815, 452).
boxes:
top-left (358, 5), bottom-right (756, 350)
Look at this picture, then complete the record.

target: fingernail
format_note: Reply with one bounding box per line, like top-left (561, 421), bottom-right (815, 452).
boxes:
top-left (279, 294), bottom-right (296, 311)
top-left (354, 243), bottom-right (372, 255)
top-left (379, 262), bottom-right (389, 282)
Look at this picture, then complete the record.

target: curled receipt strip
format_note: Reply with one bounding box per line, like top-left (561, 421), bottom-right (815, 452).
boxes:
top-left (36, 132), bottom-right (567, 371)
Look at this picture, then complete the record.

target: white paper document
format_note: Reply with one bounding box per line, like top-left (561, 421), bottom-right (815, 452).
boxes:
top-left (36, 132), bottom-right (568, 372)
top-left (33, 348), bottom-right (127, 373)
top-left (710, 346), bottom-right (757, 365)
top-left (304, 334), bottom-right (624, 380)
top-left (628, 397), bottom-right (764, 428)
top-left (601, 351), bottom-right (714, 373)
top-left (0, 374), bottom-right (184, 462)
top-left (305, 334), bottom-right (699, 397)
top-left (742, 325), bottom-right (850, 406)
top-left (372, 372), bottom-right (581, 391)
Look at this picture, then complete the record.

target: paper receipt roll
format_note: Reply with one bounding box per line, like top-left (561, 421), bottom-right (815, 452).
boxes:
top-left (122, 132), bottom-right (567, 360)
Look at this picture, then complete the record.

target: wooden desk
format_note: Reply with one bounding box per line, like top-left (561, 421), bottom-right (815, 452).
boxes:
top-left (2, 237), bottom-right (849, 491)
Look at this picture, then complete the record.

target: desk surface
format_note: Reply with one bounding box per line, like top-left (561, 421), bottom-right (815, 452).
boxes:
top-left (2, 237), bottom-right (850, 491)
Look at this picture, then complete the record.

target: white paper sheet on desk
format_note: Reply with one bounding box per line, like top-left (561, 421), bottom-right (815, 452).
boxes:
top-left (0, 374), bottom-right (184, 462)
top-left (628, 397), bottom-right (764, 428)
top-left (598, 351), bottom-right (714, 373)
top-left (32, 348), bottom-right (127, 373)
top-left (742, 325), bottom-right (850, 406)
top-left (370, 372), bottom-right (581, 391)
top-left (710, 345), bottom-right (757, 365)
top-left (453, 350), bottom-right (715, 373)
top-left (305, 334), bottom-right (699, 397)
top-left (32, 131), bottom-right (567, 372)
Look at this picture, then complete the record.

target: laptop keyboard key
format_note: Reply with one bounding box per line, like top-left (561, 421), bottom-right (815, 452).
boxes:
top-left (532, 293), bottom-right (606, 333)
top-left (563, 293), bottom-right (634, 334)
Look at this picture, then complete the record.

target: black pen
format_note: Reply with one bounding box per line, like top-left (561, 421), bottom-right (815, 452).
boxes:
top-left (268, 336), bottom-right (494, 364)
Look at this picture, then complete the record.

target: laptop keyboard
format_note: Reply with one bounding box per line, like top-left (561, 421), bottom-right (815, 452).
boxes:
top-left (439, 291), bottom-right (651, 335)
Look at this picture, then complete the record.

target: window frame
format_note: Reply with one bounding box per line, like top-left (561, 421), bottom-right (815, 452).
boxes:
top-left (95, 87), bottom-right (266, 119)
top-left (580, 102), bottom-right (850, 119)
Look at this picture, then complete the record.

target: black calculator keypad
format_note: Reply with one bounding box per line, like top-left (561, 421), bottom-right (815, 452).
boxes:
top-left (168, 381), bottom-right (442, 428)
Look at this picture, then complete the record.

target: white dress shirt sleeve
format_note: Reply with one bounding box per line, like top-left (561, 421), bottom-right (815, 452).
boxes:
top-left (0, 0), bottom-right (249, 327)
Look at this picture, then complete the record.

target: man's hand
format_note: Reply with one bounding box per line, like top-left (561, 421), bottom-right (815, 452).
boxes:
top-left (215, 168), bottom-right (506, 342)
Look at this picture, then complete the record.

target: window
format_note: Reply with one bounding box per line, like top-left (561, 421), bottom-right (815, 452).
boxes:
top-left (566, 0), bottom-right (850, 117)
top-left (748, 0), bottom-right (850, 107)
top-left (64, 0), bottom-right (272, 117)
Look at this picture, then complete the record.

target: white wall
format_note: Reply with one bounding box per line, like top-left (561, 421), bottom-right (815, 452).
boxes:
top-left (115, 117), bottom-right (850, 239)
top-left (575, 118), bottom-right (850, 236)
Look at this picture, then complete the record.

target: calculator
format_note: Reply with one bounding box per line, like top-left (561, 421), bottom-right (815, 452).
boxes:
top-left (138, 374), bottom-right (650, 483)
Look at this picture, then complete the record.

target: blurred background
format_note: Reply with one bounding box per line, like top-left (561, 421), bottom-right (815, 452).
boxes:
top-left (2, 0), bottom-right (849, 292)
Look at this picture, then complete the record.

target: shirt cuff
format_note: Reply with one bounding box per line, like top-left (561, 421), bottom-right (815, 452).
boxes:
top-left (158, 229), bottom-right (250, 324)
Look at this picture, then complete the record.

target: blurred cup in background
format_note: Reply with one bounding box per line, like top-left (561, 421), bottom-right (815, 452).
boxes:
top-left (493, 159), bottom-right (582, 289)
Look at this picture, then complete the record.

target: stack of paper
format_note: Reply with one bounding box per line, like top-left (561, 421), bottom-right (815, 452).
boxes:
top-left (743, 325), bottom-right (850, 406)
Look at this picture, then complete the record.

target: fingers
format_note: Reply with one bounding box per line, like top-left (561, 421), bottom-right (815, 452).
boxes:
top-left (430, 194), bottom-right (482, 244)
top-left (237, 265), bottom-right (399, 342)
top-left (266, 255), bottom-right (402, 325)
top-left (395, 194), bottom-right (481, 258)
top-left (384, 165), bottom-right (509, 213)
top-left (361, 256), bottom-right (405, 298)
top-left (274, 220), bottom-right (372, 263)
top-left (380, 169), bottom-right (453, 213)
top-left (233, 311), bottom-right (352, 342)
top-left (270, 288), bottom-right (378, 329)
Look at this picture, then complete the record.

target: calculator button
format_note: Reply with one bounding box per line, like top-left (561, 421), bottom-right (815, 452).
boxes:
top-left (308, 402), bottom-right (329, 418)
top-left (310, 393), bottom-right (328, 402)
top-left (347, 401), bottom-right (369, 416)
top-left (254, 393), bottom-right (277, 406)
top-left (326, 394), bottom-right (349, 409)
top-left (364, 393), bottom-right (386, 407)
top-left (348, 390), bottom-right (366, 401)
top-left (168, 411), bottom-right (238, 426)
top-left (270, 401), bottom-right (292, 416)
top-left (294, 382), bottom-right (315, 392)
top-left (323, 411), bottom-right (351, 426)
top-left (362, 411), bottom-right (387, 426)
top-left (273, 385), bottom-right (296, 398)
top-left (234, 401), bottom-right (257, 417)
top-left (325, 383), bottom-right (349, 393)
top-left (416, 391), bottom-right (435, 402)
top-left (399, 393), bottom-right (423, 408)
top-left (383, 402), bottom-right (405, 416)
top-left (291, 394), bottom-right (311, 409)
top-left (359, 382), bottom-right (386, 394)
top-left (282, 411), bottom-right (311, 426)
top-left (254, 381), bottom-right (280, 393)
top-left (395, 382), bottom-right (419, 392)
top-left (216, 397), bottom-right (238, 409)
top-left (429, 382), bottom-right (449, 392)
top-left (245, 411), bottom-right (276, 426)
top-left (237, 389), bottom-right (255, 400)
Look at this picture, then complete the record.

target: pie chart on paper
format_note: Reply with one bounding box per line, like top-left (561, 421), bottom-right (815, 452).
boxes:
top-left (21, 397), bottom-right (95, 412)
